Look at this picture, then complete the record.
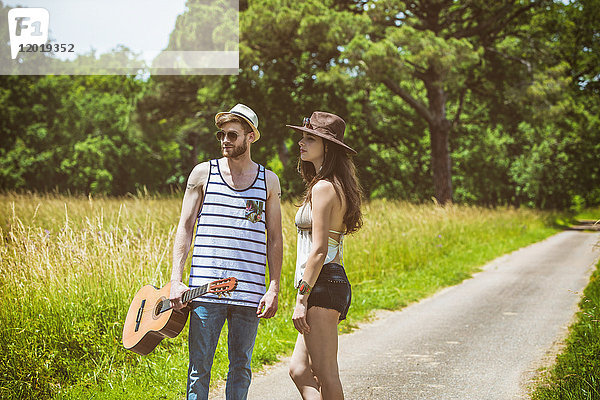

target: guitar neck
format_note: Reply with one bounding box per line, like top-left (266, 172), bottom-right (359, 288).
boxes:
top-left (159, 283), bottom-right (209, 314)
top-left (181, 283), bottom-right (209, 303)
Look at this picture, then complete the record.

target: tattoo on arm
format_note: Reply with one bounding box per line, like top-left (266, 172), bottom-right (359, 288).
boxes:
top-left (278, 192), bottom-right (281, 199)
top-left (187, 183), bottom-right (198, 191)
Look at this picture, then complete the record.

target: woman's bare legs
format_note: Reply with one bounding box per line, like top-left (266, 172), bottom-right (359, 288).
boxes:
top-left (289, 334), bottom-right (321, 399)
top-left (289, 306), bottom-right (343, 400)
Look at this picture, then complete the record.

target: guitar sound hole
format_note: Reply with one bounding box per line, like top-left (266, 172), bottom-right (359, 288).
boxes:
top-left (155, 301), bottom-right (163, 316)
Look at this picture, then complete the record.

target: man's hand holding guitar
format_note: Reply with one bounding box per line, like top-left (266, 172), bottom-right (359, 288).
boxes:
top-left (169, 280), bottom-right (190, 311)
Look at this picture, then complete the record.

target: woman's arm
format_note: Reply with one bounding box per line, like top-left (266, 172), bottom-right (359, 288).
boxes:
top-left (293, 180), bottom-right (338, 334)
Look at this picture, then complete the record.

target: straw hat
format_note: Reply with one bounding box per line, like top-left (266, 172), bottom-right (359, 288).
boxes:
top-left (215, 103), bottom-right (260, 143)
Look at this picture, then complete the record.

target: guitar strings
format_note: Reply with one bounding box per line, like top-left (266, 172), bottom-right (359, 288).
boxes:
top-left (133, 293), bottom-right (235, 316)
top-left (128, 280), bottom-right (236, 318)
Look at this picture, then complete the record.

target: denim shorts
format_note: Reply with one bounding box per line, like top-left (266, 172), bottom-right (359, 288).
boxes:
top-left (307, 263), bottom-right (352, 321)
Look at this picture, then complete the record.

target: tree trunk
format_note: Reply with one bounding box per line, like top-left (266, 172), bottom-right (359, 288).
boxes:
top-left (429, 119), bottom-right (453, 205)
top-left (425, 76), bottom-right (453, 205)
top-left (382, 72), bottom-right (454, 205)
top-left (278, 139), bottom-right (289, 169)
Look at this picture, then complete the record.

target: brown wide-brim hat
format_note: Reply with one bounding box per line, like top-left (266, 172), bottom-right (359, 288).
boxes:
top-left (286, 111), bottom-right (357, 154)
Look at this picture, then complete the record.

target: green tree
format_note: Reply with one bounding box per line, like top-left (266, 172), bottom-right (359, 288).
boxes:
top-left (475, 0), bottom-right (600, 208)
top-left (339, 0), bottom-right (559, 205)
top-left (0, 75), bottom-right (151, 195)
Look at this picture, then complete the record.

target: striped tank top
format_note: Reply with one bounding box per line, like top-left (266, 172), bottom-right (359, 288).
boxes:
top-left (189, 159), bottom-right (267, 308)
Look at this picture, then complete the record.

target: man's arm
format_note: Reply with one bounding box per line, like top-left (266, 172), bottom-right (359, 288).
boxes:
top-left (169, 162), bottom-right (209, 311)
top-left (257, 169), bottom-right (283, 318)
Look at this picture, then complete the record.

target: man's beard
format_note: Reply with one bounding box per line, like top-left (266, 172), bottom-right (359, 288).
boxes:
top-left (223, 139), bottom-right (248, 159)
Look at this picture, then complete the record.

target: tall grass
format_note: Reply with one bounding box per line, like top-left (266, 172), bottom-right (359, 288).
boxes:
top-left (532, 259), bottom-right (600, 400)
top-left (0, 194), bottom-right (179, 399)
top-left (0, 193), bottom-right (559, 399)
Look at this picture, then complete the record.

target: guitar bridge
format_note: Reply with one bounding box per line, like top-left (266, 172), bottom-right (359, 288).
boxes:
top-left (135, 299), bottom-right (146, 332)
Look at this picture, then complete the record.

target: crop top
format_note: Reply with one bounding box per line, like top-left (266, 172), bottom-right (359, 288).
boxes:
top-left (294, 202), bottom-right (344, 288)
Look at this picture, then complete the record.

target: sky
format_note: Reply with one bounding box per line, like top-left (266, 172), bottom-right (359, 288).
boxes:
top-left (4, 0), bottom-right (188, 61)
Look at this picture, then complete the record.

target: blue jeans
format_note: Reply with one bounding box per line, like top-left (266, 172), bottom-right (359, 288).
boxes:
top-left (187, 302), bottom-right (260, 400)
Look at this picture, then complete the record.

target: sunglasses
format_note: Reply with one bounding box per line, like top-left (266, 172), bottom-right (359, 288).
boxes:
top-left (215, 130), bottom-right (247, 142)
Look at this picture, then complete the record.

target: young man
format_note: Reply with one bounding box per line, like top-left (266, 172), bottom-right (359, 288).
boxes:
top-left (169, 104), bottom-right (283, 400)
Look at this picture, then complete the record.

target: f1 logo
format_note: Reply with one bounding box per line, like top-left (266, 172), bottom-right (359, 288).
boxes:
top-left (7, 8), bottom-right (49, 60)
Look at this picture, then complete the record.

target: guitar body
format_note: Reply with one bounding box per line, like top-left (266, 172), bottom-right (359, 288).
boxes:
top-left (122, 282), bottom-right (189, 355)
top-left (122, 277), bottom-right (237, 355)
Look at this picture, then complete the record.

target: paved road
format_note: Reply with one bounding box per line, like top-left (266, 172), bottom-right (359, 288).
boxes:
top-left (212, 231), bottom-right (600, 400)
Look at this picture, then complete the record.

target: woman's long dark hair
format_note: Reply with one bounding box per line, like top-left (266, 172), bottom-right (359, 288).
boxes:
top-left (298, 141), bottom-right (363, 234)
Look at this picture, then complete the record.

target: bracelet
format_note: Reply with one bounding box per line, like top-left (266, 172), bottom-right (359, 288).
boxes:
top-left (298, 280), bottom-right (312, 295)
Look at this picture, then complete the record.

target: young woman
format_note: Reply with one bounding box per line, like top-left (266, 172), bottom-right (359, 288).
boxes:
top-left (286, 111), bottom-right (363, 400)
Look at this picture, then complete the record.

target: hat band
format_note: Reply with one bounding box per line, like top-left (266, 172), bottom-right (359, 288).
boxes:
top-left (229, 111), bottom-right (256, 129)
top-left (313, 126), bottom-right (340, 141)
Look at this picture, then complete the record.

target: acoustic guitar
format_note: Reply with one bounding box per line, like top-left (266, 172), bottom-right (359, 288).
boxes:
top-left (122, 277), bottom-right (238, 355)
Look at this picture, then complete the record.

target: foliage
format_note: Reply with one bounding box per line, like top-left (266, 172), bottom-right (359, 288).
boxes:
top-left (0, 0), bottom-right (599, 207)
top-left (0, 75), bottom-right (157, 195)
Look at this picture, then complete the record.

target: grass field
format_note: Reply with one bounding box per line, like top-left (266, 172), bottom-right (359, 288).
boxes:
top-left (0, 193), bottom-right (561, 399)
top-left (573, 207), bottom-right (600, 222)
